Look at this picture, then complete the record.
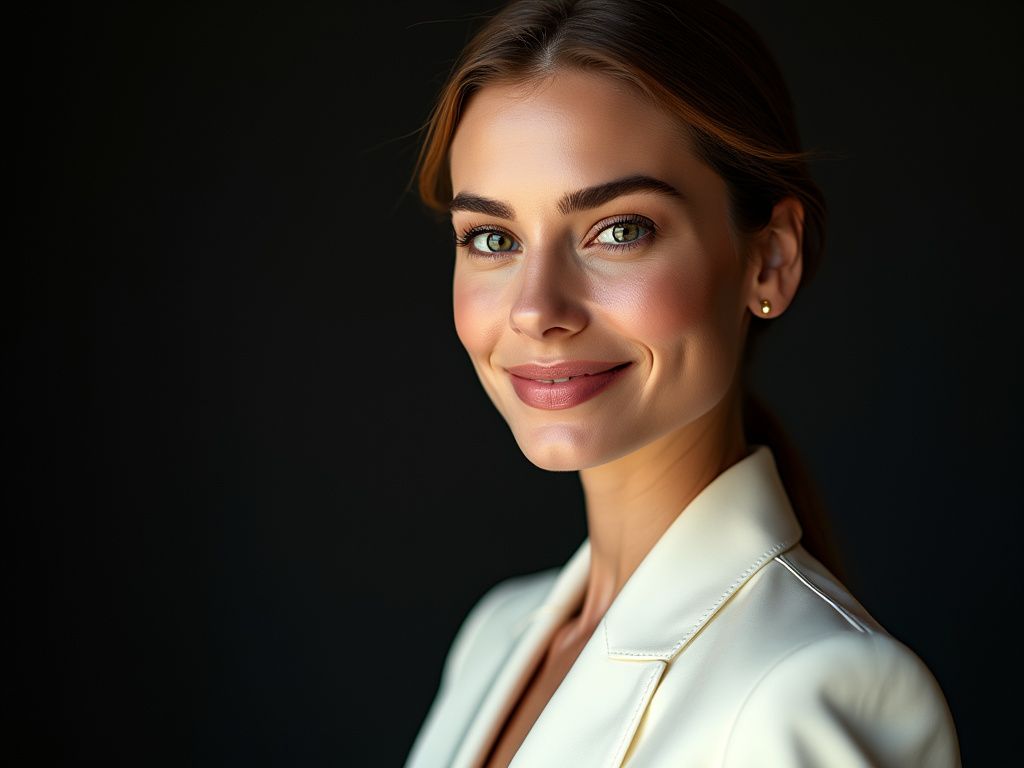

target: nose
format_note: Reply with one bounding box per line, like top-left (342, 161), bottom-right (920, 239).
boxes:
top-left (508, 245), bottom-right (589, 340)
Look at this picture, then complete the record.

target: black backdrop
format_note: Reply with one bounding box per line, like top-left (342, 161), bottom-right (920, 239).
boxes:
top-left (11, 1), bottom-right (1022, 765)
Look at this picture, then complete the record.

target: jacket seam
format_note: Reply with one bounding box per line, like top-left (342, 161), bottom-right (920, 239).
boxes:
top-left (773, 554), bottom-right (870, 634)
top-left (608, 536), bottom-right (799, 658)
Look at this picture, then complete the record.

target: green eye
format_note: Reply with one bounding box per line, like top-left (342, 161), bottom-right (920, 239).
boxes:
top-left (473, 232), bottom-right (518, 252)
top-left (596, 221), bottom-right (649, 245)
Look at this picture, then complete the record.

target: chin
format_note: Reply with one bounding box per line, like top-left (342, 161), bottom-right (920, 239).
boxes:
top-left (520, 448), bottom-right (587, 473)
top-left (509, 421), bottom-right (631, 472)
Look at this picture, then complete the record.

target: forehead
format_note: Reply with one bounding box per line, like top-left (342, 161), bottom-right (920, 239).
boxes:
top-left (449, 68), bottom-right (713, 209)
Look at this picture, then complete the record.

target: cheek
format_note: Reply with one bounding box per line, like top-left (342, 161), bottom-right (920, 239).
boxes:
top-left (596, 260), bottom-right (726, 346)
top-left (452, 273), bottom-right (504, 357)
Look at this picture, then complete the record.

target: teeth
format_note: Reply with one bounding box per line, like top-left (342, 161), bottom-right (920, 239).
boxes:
top-left (535, 376), bottom-right (573, 384)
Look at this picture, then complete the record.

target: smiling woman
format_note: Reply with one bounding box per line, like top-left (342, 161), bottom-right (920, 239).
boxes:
top-left (447, 70), bottom-right (783, 477)
top-left (404, 1), bottom-right (960, 767)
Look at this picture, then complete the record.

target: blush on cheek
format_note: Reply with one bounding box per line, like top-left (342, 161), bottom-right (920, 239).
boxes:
top-left (600, 263), bottom-right (718, 345)
top-left (452, 277), bottom-right (503, 357)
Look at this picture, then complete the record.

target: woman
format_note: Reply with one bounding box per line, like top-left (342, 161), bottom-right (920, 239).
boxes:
top-left (404, 1), bottom-right (960, 766)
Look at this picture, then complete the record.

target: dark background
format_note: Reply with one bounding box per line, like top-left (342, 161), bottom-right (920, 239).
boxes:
top-left (11, 1), bottom-right (1021, 765)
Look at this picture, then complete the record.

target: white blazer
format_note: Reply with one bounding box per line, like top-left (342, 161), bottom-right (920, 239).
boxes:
top-left (405, 445), bottom-right (960, 767)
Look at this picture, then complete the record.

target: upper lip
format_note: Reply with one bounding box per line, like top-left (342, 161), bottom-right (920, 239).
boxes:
top-left (505, 360), bottom-right (630, 380)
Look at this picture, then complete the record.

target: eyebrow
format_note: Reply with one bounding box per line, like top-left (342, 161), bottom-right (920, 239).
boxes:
top-left (448, 174), bottom-right (682, 219)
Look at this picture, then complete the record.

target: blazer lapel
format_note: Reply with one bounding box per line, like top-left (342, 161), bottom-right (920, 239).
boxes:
top-left (508, 634), bottom-right (667, 767)
top-left (449, 540), bottom-right (591, 768)
top-left (457, 445), bottom-right (802, 768)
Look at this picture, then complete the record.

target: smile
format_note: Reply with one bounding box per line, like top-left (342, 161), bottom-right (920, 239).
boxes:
top-left (534, 374), bottom-right (587, 384)
top-left (507, 362), bottom-right (632, 410)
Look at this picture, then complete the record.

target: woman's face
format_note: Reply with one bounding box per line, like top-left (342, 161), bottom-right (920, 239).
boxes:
top-left (448, 68), bottom-right (759, 471)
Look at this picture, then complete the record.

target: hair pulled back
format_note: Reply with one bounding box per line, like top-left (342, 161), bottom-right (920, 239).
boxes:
top-left (414, 0), bottom-right (843, 577)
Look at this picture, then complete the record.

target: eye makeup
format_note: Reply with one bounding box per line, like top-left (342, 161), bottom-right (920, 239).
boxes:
top-left (453, 213), bottom-right (659, 259)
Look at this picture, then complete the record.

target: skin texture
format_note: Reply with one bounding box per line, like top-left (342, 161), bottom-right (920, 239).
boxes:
top-left (448, 68), bottom-right (804, 766)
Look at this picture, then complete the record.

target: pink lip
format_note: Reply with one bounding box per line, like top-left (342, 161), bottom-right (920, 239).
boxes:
top-left (506, 360), bottom-right (632, 410)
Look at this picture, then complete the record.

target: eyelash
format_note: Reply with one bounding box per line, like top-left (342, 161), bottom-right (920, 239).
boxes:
top-left (453, 214), bottom-right (658, 259)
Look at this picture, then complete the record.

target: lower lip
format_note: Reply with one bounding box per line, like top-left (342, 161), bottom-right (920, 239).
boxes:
top-left (509, 363), bottom-right (632, 410)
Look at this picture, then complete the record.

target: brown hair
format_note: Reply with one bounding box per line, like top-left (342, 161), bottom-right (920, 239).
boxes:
top-left (413, 0), bottom-right (844, 579)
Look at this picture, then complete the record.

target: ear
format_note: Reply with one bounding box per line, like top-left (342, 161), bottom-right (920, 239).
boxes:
top-left (745, 196), bottom-right (804, 319)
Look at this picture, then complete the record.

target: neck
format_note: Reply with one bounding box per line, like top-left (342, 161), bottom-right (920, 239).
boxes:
top-left (570, 389), bottom-right (749, 633)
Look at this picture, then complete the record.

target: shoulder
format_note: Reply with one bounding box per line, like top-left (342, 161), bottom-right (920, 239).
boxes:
top-left (437, 565), bottom-right (559, 689)
top-left (404, 569), bottom-right (558, 768)
top-left (720, 548), bottom-right (961, 767)
top-left (722, 631), bottom-right (960, 767)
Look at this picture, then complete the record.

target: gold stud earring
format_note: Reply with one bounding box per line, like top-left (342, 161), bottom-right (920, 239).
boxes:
top-left (759, 298), bottom-right (772, 315)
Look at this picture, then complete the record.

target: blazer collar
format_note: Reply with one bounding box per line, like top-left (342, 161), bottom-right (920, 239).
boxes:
top-left (450, 444), bottom-right (803, 768)
top-left (533, 443), bottom-right (803, 661)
